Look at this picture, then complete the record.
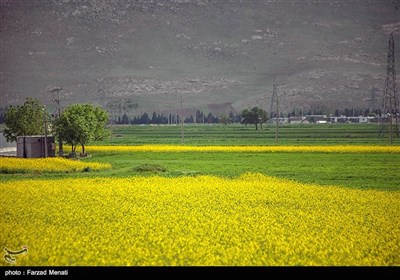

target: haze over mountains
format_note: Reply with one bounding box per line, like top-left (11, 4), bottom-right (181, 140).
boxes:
top-left (1, 0), bottom-right (399, 116)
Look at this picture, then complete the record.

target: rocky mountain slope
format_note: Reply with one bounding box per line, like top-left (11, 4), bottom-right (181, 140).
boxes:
top-left (1, 0), bottom-right (399, 116)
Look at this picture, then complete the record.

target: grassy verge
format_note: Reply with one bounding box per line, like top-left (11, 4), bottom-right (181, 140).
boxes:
top-left (2, 151), bottom-right (399, 191)
top-left (1, 124), bottom-right (399, 190)
top-left (88, 151), bottom-right (400, 191)
top-left (102, 123), bottom-right (400, 146)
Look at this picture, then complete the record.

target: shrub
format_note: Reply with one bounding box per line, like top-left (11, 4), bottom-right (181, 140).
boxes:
top-left (134, 164), bottom-right (167, 173)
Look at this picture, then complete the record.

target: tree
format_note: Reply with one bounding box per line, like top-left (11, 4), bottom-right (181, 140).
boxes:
top-left (241, 107), bottom-right (267, 130)
top-left (140, 112), bottom-right (150, 124)
top-left (184, 115), bottom-right (194, 123)
top-left (3, 97), bottom-right (47, 142)
top-left (0, 107), bottom-right (6, 124)
top-left (259, 109), bottom-right (268, 129)
top-left (151, 112), bottom-right (158, 124)
top-left (334, 109), bottom-right (340, 117)
top-left (219, 114), bottom-right (230, 125)
top-left (55, 104), bottom-right (110, 155)
top-left (205, 112), bottom-right (219, 123)
top-left (196, 110), bottom-right (204, 123)
top-left (106, 98), bottom-right (138, 124)
top-left (121, 114), bottom-right (130, 124)
top-left (229, 111), bottom-right (236, 123)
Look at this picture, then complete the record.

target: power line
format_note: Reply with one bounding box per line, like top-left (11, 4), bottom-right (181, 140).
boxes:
top-left (273, 80), bottom-right (279, 145)
top-left (379, 33), bottom-right (399, 144)
top-left (180, 94), bottom-right (184, 144)
top-left (48, 87), bottom-right (64, 156)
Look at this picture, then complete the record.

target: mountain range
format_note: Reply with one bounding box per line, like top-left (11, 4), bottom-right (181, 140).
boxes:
top-left (1, 0), bottom-right (399, 117)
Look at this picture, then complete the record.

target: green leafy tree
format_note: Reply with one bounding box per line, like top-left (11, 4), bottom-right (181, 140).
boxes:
top-left (55, 104), bottom-right (110, 155)
top-left (241, 107), bottom-right (267, 130)
top-left (259, 109), bottom-right (268, 129)
top-left (219, 114), bottom-right (230, 125)
top-left (3, 97), bottom-right (47, 142)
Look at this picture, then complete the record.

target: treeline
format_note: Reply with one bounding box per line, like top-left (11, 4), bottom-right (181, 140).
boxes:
top-left (333, 108), bottom-right (381, 117)
top-left (114, 111), bottom-right (242, 125)
top-left (113, 107), bottom-right (382, 125)
top-left (0, 106), bottom-right (383, 125)
top-left (285, 108), bottom-right (381, 118)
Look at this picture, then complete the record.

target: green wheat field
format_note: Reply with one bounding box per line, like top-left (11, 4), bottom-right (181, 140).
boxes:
top-left (1, 124), bottom-right (399, 266)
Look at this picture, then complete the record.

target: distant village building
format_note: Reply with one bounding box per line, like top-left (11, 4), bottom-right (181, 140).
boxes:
top-left (270, 117), bottom-right (289, 124)
top-left (305, 115), bottom-right (327, 123)
top-left (288, 117), bottom-right (307, 124)
top-left (330, 116), bottom-right (375, 123)
top-left (286, 115), bottom-right (376, 124)
top-left (17, 135), bottom-right (56, 158)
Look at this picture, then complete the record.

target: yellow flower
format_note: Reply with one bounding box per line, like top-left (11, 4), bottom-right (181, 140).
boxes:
top-left (1, 173), bottom-right (398, 266)
top-left (0, 157), bottom-right (111, 173)
top-left (81, 145), bottom-right (400, 153)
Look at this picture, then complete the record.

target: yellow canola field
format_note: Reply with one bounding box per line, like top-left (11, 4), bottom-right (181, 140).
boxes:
top-left (1, 173), bottom-right (399, 266)
top-left (85, 145), bottom-right (400, 153)
top-left (0, 157), bottom-right (111, 173)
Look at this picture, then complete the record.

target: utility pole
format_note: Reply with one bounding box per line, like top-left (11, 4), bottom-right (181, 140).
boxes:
top-left (269, 85), bottom-right (276, 123)
top-left (180, 95), bottom-right (184, 144)
top-left (49, 87), bottom-right (63, 156)
top-left (43, 106), bottom-right (48, 158)
top-left (273, 83), bottom-right (279, 145)
top-left (273, 81), bottom-right (279, 144)
top-left (380, 33), bottom-right (399, 144)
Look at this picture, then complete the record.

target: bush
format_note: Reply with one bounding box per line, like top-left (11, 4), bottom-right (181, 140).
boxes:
top-left (134, 164), bottom-right (167, 173)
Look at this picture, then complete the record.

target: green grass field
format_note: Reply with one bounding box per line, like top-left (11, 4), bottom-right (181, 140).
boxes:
top-left (105, 123), bottom-right (397, 145)
top-left (2, 123), bottom-right (399, 191)
top-left (1, 123), bottom-right (400, 266)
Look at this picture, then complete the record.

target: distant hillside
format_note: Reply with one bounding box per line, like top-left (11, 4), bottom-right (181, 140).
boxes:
top-left (1, 0), bottom-right (399, 116)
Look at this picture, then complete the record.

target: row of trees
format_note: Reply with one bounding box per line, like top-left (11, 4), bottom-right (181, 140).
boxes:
top-left (110, 107), bottom-right (381, 127)
top-left (3, 98), bottom-right (110, 155)
top-left (0, 103), bottom-right (383, 127)
top-left (2, 100), bottom-right (267, 153)
top-left (113, 106), bottom-right (384, 130)
top-left (113, 107), bottom-right (268, 130)
top-left (114, 107), bottom-right (268, 130)
top-left (285, 108), bottom-right (381, 118)
top-left (2, 98), bottom-right (385, 154)
top-left (114, 111), bottom-right (242, 125)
